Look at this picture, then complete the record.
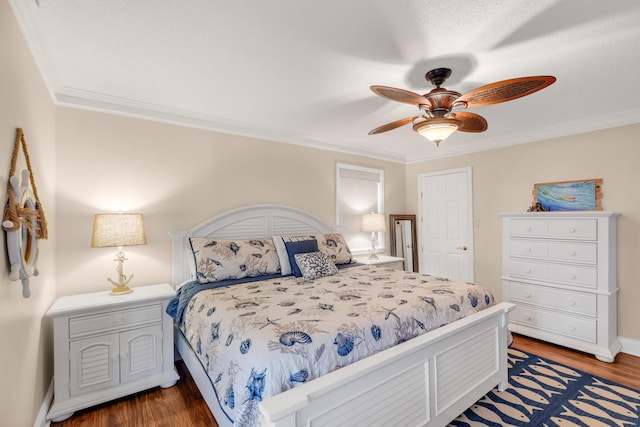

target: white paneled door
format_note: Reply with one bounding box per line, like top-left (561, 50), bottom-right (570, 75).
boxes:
top-left (419, 167), bottom-right (474, 281)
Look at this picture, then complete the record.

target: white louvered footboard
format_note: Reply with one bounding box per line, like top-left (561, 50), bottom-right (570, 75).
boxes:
top-left (259, 302), bottom-right (513, 427)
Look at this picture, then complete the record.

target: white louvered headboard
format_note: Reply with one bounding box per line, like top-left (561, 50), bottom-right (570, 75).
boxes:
top-left (169, 204), bottom-right (332, 286)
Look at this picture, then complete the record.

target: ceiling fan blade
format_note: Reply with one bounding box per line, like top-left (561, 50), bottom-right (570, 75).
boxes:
top-left (370, 86), bottom-right (429, 106)
top-left (368, 116), bottom-right (418, 135)
top-left (453, 112), bottom-right (488, 133)
top-left (456, 76), bottom-right (556, 107)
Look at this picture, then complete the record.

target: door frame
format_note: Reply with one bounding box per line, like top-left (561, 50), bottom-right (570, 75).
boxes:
top-left (417, 166), bottom-right (475, 281)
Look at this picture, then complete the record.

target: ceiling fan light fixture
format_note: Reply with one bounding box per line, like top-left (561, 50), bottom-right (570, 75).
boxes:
top-left (413, 119), bottom-right (461, 146)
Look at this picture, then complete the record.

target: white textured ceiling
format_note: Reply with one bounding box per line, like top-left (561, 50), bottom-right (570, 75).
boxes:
top-left (11, 0), bottom-right (640, 163)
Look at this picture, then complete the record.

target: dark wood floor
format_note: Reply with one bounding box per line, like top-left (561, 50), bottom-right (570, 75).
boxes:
top-left (511, 334), bottom-right (640, 390)
top-left (51, 361), bottom-right (218, 427)
top-left (52, 334), bottom-right (640, 426)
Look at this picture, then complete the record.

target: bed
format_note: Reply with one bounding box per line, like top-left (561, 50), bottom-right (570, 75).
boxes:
top-left (169, 205), bottom-right (514, 427)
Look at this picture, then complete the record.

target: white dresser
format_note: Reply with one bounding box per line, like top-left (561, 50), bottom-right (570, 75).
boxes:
top-left (46, 283), bottom-right (179, 421)
top-left (501, 212), bottom-right (620, 362)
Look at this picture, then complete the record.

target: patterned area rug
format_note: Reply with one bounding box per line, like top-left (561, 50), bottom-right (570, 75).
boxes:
top-left (450, 348), bottom-right (640, 427)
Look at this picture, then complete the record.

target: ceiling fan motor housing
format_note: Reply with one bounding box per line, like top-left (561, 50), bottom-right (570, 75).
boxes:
top-left (421, 88), bottom-right (462, 117)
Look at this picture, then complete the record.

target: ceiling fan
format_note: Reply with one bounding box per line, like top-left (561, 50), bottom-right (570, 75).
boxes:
top-left (369, 68), bottom-right (556, 146)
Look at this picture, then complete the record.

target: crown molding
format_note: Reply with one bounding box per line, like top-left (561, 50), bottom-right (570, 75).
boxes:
top-left (55, 86), bottom-right (409, 164)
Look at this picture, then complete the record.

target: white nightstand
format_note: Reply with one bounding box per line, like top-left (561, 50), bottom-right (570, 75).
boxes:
top-left (46, 283), bottom-right (179, 422)
top-left (355, 255), bottom-right (405, 270)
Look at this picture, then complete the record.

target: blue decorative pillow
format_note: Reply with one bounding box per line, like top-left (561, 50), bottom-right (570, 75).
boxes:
top-left (294, 251), bottom-right (338, 281)
top-left (272, 235), bottom-right (316, 276)
top-left (285, 239), bottom-right (318, 277)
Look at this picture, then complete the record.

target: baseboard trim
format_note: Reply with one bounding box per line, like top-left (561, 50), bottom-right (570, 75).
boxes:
top-left (620, 336), bottom-right (640, 358)
top-left (33, 377), bottom-right (53, 427)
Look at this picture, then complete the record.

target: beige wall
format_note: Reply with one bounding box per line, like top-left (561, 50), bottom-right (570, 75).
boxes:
top-left (406, 124), bottom-right (640, 341)
top-left (0, 2), bottom-right (57, 426)
top-left (55, 107), bottom-right (406, 297)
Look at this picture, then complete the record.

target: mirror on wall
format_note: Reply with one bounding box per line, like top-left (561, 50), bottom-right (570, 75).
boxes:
top-left (389, 214), bottom-right (418, 272)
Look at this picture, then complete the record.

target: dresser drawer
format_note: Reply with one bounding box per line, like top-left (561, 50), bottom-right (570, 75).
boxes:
top-left (508, 282), bottom-right (596, 316)
top-left (548, 264), bottom-right (597, 289)
top-left (509, 220), bottom-right (548, 237)
top-left (509, 239), bottom-right (548, 258)
top-left (548, 219), bottom-right (597, 240)
top-left (509, 260), bottom-right (548, 281)
top-left (69, 304), bottom-right (162, 339)
top-left (511, 305), bottom-right (596, 343)
top-left (548, 242), bottom-right (597, 263)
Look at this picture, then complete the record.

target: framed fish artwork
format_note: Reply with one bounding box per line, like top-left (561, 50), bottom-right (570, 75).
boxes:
top-left (532, 179), bottom-right (602, 211)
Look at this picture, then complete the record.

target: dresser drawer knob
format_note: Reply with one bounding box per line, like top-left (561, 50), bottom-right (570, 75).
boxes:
top-left (569, 250), bottom-right (577, 256)
top-left (568, 324), bottom-right (576, 331)
top-left (568, 226), bottom-right (576, 233)
top-left (568, 299), bottom-right (576, 306)
top-left (568, 273), bottom-right (577, 279)
top-left (525, 268), bottom-right (532, 273)
top-left (523, 313), bottom-right (532, 321)
top-left (117, 317), bottom-right (125, 325)
top-left (524, 292), bottom-right (532, 298)
top-left (525, 226), bottom-right (532, 232)
top-left (524, 246), bottom-right (532, 253)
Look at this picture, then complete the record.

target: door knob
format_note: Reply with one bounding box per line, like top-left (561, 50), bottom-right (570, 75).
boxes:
top-left (457, 245), bottom-right (468, 251)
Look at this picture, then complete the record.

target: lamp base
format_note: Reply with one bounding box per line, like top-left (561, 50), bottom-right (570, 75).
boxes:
top-left (368, 231), bottom-right (379, 260)
top-left (107, 249), bottom-right (134, 296)
top-left (109, 285), bottom-right (133, 296)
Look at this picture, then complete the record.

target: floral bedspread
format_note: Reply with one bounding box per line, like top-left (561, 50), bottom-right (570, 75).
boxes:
top-left (177, 264), bottom-right (496, 426)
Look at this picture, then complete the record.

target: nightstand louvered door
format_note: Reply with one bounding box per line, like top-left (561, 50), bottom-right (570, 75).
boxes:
top-left (69, 334), bottom-right (118, 396)
top-left (69, 324), bottom-right (163, 397)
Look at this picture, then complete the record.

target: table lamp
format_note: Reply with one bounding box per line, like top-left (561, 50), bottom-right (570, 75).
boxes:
top-left (361, 212), bottom-right (386, 259)
top-left (91, 212), bottom-right (147, 295)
